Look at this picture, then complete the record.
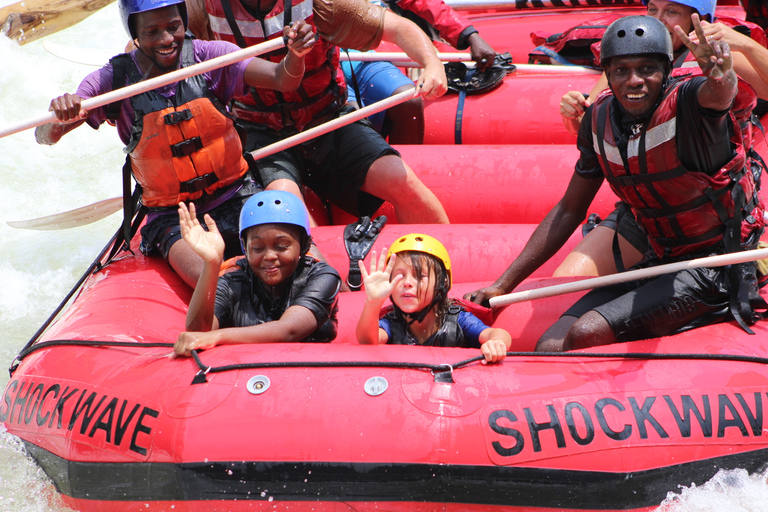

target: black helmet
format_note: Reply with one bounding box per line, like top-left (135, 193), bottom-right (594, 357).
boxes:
top-left (601, 16), bottom-right (673, 68)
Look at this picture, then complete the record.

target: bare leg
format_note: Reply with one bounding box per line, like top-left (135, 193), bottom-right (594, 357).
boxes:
top-left (362, 154), bottom-right (449, 224)
top-left (563, 311), bottom-right (616, 351)
top-left (265, 178), bottom-right (319, 228)
top-left (553, 225), bottom-right (643, 277)
top-left (384, 85), bottom-right (424, 145)
top-left (535, 315), bottom-right (577, 352)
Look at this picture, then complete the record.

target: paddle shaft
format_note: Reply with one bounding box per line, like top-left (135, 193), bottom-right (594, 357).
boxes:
top-left (0, 38), bottom-right (285, 139)
top-left (342, 52), bottom-right (600, 74)
top-left (489, 247), bottom-right (768, 308)
top-left (8, 86), bottom-right (419, 229)
top-left (250, 86), bottom-right (419, 161)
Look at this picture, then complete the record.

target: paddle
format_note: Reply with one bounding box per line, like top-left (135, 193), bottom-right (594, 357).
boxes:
top-left (489, 247), bottom-right (768, 308)
top-left (341, 52), bottom-right (601, 74)
top-left (0, 38), bottom-right (285, 139)
top-left (7, 86), bottom-right (420, 230)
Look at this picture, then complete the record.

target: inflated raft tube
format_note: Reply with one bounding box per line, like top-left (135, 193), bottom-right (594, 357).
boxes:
top-left (318, 144), bottom-right (620, 226)
top-left (6, 233), bottom-right (768, 512)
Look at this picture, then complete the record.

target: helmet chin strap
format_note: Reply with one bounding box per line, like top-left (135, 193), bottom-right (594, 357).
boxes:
top-left (392, 301), bottom-right (436, 328)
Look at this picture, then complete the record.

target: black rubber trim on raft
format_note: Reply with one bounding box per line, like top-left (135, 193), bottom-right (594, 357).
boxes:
top-left (23, 441), bottom-right (768, 508)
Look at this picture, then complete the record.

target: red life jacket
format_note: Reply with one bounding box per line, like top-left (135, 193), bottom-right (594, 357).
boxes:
top-left (117, 41), bottom-right (250, 208)
top-left (590, 79), bottom-right (764, 259)
top-left (205, 0), bottom-right (347, 133)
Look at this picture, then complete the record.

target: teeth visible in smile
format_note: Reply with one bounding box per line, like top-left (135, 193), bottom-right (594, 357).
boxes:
top-left (157, 48), bottom-right (175, 55)
top-left (627, 93), bottom-right (645, 99)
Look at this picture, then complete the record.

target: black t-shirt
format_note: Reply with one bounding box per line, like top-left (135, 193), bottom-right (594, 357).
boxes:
top-left (575, 76), bottom-right (734, 180)
top-left (214, 257), bottom-right (341, 343)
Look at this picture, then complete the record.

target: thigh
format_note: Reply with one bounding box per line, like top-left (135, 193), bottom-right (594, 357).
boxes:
top-left (591, 267), bottom-right (730, 342)
top-left (304, 119), bottom-right (398, 217)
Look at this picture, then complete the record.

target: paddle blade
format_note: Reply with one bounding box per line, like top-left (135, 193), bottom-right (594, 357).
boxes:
top-left (7, 197), bottom-right (123, 230)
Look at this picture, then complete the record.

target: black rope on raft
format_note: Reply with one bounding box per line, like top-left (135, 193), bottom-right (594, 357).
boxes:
top-left (9, 338), bottom-right (768, 386)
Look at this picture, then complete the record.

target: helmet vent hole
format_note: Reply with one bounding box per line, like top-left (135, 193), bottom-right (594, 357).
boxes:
top-left (617, 29), bottom-right (626, 38)
top-left (635, 28), bottom-right (645, 36)
top-left (414, 237), bottom-right (424, 242)
top-left (257, 201), bottom-right (264, 207)
top-left (274, 200), bottom-right (282, 205)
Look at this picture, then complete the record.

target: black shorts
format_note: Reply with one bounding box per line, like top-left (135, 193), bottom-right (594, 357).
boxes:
top-left (242, 107), bottom-right (399, 218)
top-left (139, 172), bottom-right (263, 261)
top-left (599, 204), bottom-right (651, 256)
top-left (563, 255), bottom-right (760, 342)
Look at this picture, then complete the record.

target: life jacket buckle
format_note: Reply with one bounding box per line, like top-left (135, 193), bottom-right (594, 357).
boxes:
top-left (171, 137), bottom-right (204, 158)
top-left (164, 109), bottom-right (193, 125)
top-left (180, 172), bottom-right (220, 194)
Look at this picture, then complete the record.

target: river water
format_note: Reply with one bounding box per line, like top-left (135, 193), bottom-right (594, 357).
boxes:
top-left (1, 4), bottom-right (768, 511)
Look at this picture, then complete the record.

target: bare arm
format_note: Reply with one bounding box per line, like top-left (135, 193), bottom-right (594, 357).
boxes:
top-left (465, 172), bottom-right (604, 305)
top-left (674, 14), bottom-right (738, 110)
top-left (179, 203), bottom-right (224, 332)
top-left (693, 20), bottom-right (768, 100)
top-left (243, 21), bottom-right (316, 91)
top-left (356, 251), bottom-right (401, 345)
top-left (380, 10), bottom-right (447, 99)
top-left (478, 327), bottom-right (511, 363)
top-left (175, 305), bottom-right (319, 356)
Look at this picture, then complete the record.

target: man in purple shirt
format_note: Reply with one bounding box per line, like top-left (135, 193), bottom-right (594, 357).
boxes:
top-left (35, 0), bottom-right (315, 287)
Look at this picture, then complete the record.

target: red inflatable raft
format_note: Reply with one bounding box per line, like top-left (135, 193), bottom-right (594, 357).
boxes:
top-left (4, 220), bottom-right (768, 512)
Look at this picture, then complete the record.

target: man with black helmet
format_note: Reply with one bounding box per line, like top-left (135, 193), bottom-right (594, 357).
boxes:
top-left (35, 0), bottom-right (316, 287)
top-left (467, 15), bottom-right (765, 352)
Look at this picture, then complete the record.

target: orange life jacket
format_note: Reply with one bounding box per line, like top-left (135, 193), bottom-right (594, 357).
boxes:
top-left (118, 40), bottom-right (250, 208)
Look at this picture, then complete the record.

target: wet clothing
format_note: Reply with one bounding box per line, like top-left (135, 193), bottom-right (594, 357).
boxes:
top-left (242, 105), bottom-right (398, 216)
top-left (205, 0), bottom-right (400, 217)
top-left (115, 39), bottom-right (251, 208)
top-left (74, 38), bottom-right (262, 260)
top-left (379, 302), bottom-right (487, 347)
top-left (570, 75), bottom-right (765, 340)
top-left (76, 39), bottom-right (253, 146)
top-left (215, 256), bottom-right (340, 342)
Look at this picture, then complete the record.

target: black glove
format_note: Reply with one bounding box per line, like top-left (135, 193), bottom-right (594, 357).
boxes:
top-left (344, 215), bottom-right (387, 291)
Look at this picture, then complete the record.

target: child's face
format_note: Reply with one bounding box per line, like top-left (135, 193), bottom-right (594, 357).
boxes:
top-left (243, 223), bottom-right (303, 287)
top-left (390, 256), bottom-right (436, 314)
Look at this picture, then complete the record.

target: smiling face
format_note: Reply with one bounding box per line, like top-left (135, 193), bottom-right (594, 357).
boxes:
top-left (243, 223), bottom-right (303, 288)
top-left (389, 254), bottom-right (437, 315)
top-left (645, 0), bottom-right (695, 52)
top-left (133, 5), bottom-right (185, 74)
top-left (606, 55), bottom-right (667, 119)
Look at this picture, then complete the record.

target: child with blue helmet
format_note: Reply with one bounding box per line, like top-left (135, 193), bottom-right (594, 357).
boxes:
top-left (174, 191), bottom-right (341, 356)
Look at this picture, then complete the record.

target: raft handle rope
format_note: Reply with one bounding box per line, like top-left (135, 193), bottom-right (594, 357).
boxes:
top-left (11, 338), bottom-right (768, 384)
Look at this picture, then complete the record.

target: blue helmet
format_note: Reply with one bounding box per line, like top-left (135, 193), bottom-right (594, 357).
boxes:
top-left (118, 0), bottom-right (188, 38)
top-left (239, 191), bottom-right (312, 244)
top-left (642, 0), bottom-right (716, 22)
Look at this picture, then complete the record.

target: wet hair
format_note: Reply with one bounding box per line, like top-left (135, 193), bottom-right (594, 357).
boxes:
top-left (392, 250), bottom-right (451, 325)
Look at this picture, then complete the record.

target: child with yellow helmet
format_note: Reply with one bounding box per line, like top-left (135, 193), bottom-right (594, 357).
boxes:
top-left (356, 233), bottom-right (510, 363)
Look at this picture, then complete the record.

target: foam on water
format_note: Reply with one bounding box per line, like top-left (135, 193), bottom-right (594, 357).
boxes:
top-left (0, 3), bottom-right (767, 510)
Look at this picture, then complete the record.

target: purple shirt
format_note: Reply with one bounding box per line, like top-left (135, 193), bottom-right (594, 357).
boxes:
top-left (75, 39), bottom-right (253, 145)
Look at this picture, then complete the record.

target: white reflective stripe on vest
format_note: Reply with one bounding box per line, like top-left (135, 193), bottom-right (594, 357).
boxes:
top-left (208, 0), bottom-right (313, 39)
top-left (627, 117), bottom-right (676, 160)
top-left (593, 132), bottom-right (623, 166)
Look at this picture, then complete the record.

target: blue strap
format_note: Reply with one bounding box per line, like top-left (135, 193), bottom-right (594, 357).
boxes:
top-left (454, 69), bottom-right (475, 145)
top-left (533, 45), bottom-right (578, 66)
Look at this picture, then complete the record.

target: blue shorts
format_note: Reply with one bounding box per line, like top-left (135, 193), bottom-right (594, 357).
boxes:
top-left (341, 54), bottom-right (414, 133)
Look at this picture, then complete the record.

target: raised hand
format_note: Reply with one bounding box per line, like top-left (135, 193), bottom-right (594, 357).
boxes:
top-left (178, 202), bottom-right (225, 265)
top-left (674, 13), bottom-right (733, 79)
top-left (359, 250), bottom-right (403, 305)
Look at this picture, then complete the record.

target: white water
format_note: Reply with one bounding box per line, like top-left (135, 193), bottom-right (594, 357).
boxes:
top-left (1, 4), bottom-right (768, 511)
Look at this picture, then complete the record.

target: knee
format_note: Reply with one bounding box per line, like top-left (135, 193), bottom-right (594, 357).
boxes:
top-left (388, 96), bottom-right (424, 122)
top-left (563, 312), bottom-right (614, 351)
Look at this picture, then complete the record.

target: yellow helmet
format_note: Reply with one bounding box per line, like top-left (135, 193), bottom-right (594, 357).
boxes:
top-left (386, 233), bottom-right (452, 284)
